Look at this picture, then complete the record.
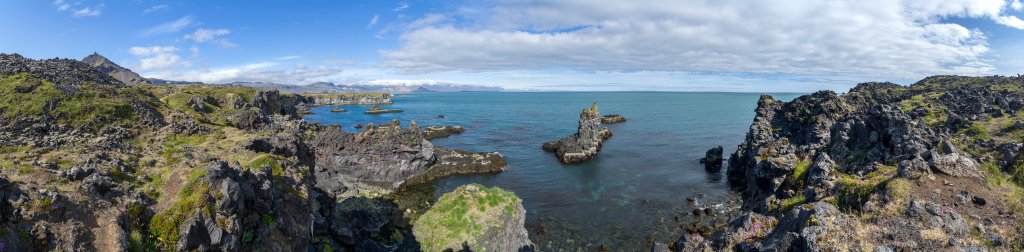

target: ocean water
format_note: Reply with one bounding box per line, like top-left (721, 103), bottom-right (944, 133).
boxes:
top-left (303, 92), bottom-right (801, 250)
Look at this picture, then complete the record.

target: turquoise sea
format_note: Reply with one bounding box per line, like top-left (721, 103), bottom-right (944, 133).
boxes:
top-left (303, 92), bottom-right (801, 250)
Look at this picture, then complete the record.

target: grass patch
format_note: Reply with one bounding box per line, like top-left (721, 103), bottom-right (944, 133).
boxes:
top-left (0, 73), bottom-right (155, 131)
top-left (413, 184), bottom-right (520, 252)
top-left (149, 168), bottom-right (212, 249)
top-left (965, 122), bottom-right (990, 142)
top-left (244, 154), bottom-right (284, 176)
top-left (835, 164), bottom-right (897, 211)
top-left (780, 194), bottom-right (807, 212)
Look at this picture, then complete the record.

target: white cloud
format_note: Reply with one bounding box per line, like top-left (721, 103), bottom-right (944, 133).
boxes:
top-left (53, 0), bottom-right (101, 18)
top-left (215, 39), bottom-right (238, 48)
top-left (143, 4), bottom-right (169, 14)
top-left (382, 0), bottom-right (1024, 79)
top-left (394, 3), bottom-right (409, 12)
top-left (72, 7), bottom-right (101, 17)
top-left (184, 28), bottom-right (230, 42)
top-left (368, 15), bottom-right (380, 28)
top-left (129, 46), bottom-right (190, 70)
top-left (1013, 0), bottom-right (1024, 10)
top-left (142, 61), bottom-right (340, 84)
top-left (143, 16), bottom-right (195, 36)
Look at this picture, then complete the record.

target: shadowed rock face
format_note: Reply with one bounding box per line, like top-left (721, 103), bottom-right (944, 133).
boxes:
top-left (543, 102), bottom-right (613, 164)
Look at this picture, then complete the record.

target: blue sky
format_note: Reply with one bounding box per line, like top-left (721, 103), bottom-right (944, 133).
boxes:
top-left (1, 1), bottom-right (1023, 92)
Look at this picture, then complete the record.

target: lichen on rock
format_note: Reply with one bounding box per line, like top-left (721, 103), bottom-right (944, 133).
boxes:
top-left (413, 184), bottom-right (533, 252)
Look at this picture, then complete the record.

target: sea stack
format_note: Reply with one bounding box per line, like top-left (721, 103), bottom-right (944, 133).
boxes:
top-left (700, 146), bottom-right (724, 171)
top-left (542, 102), bottom-right (613, 164)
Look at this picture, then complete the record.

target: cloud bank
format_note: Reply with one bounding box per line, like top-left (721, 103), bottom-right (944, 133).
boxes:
top-left (382, 0), bottom-right (1024, 79)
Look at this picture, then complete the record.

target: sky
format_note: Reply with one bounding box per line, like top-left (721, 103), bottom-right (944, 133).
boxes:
top-left (1, 0), bottom-right (1023, 92)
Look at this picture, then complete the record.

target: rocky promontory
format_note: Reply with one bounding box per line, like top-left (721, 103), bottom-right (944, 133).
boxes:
top-left (311, 120), bottom-right (507, 198)
top-left (413, 184), bottom-right (533, 251)
top-left (305, 92), bottom-right (392, 105)
top-left (671, 76), bottom-right (1024, 251)
top-left (543, 102), bottom-right (613, 164)
top-left (364, 104), bottom-right (404, 114)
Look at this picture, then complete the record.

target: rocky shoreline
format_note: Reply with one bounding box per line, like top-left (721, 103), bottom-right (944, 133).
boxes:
top-left (666, 76), bottom-right (1024, 251)
top-left (0, 53), bottom-right (526, 251)
top-left (304, 92), bottom-right (392, 105)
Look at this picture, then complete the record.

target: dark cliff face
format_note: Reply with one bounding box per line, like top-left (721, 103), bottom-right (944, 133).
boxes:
top-left (690, 76), bottom-right (1024, 251)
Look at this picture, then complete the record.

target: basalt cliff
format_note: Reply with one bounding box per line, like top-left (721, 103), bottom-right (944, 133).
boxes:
top-left (667, 76), bottom-right (1024, 251)
top-left (0, 53), bottom-right (519, 251)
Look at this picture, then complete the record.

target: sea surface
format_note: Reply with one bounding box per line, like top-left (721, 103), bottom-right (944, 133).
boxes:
top-left (303, 92), bottom-right (801, 250)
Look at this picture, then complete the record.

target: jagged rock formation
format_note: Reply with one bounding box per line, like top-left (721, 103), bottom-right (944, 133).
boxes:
top-left (601, 114), bottom-right (627, 124)
top-left (677, 76), bottom-right (1024, 251)
top-left (423, 125), bottom-right (465, 140)
top-left (413, 184), bottom-right (533, 252)
top-left (543, 102), bottom-right (613, 164)
top-left (82, 53), bottom-right (148, 85)
top-left (700, 146), bottom-right (724, 171)
top-left (0, 53), bottom-right (123, 87)
top-left (305, 92), bottom-right (392, 105)
top-left (311, 120), bottom-right (507, 198)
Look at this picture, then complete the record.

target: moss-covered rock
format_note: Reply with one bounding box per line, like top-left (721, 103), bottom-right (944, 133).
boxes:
top-left (413, 184), bottom-right (532, 252)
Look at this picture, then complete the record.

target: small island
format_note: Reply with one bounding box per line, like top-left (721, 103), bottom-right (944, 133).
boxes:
top-left (329, 107), bottom-right (347, 112)
top-left (542, 102), bottom-right (613, 164)
top-left (364, 104), bottom-right (404, 114)
top-left (601, 114), bottom-right (626, 124)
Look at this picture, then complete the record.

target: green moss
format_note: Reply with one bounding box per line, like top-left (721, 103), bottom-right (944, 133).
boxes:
top-left (966, 122), bottom-right (990, 141)
top-left (414, 184), bottom-right (521, 252)
top-left (244, 154), bottom-right (284, 176)
top-left (0, 73), bottom-right (155, 131)
top-left (146, 84), bottom-right (262, 126)
top-left (835, 164), bottom-right (897, 211)
top-left (149, 168), bottom-right (212, 248)
top-left (790, 158), bottom-right (810, 184)
top-left (780, 194), bottom-right (807, 211)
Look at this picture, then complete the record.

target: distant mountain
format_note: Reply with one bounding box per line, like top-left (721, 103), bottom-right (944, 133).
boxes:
top-left (227, 81), bottom-right (506, 93)
top-left (82, 52), bottom-right (148, 85)
top-left (147, 78), bottom-right (204, 85)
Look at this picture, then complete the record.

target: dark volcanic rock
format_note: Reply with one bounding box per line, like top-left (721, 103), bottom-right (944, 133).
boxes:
top-left (700, 146), bottom-right (724, 171)
top-left (542, 102), bottom-right (613, 164)
top-left (364, 104), bottom-right (403, 114)
top-left (311, 120), bottom-right (506, 197)
top-left (0, 53), bottom-right (125, 87)
top-left (423, 125), bottom-right (465, 140)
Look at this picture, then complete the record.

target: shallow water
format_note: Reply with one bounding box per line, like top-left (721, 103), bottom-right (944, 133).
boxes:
top-left (303, 92), bottom-right (801, 250)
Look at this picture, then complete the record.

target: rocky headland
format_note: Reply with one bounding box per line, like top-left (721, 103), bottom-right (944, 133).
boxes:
top-left (305, 92), bottom-right (392, 105)
top-left (543, 102), bottom-right (613, 164)
top-left (0, 53), bottom-right (523, 251)
top-left (668, 76), bottom-right (1024, 251)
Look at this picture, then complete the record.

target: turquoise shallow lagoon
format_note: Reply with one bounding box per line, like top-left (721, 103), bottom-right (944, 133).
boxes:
top-left (304, 92), bottom-right (801, 249)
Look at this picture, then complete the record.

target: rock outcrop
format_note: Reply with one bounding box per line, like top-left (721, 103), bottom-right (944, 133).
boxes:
top-left (686, 76), bottom-right (1024, 251)
top-left (543, 102), bottom-right (613, 164)
top-left (413, 184), bottom-right (533, 252)
top-left (700, 146), bottom-right (724, 171)
top-left (364, 104), bottom-right (403, 114)
top-left (305, 92), bottom-right (392, 105)
top-left (423, 125), bottom-right (465, 140)
top-left (82, 53), bottom-right (148, 85)
top-left (311, 120), bottom-right (507, 198)
top-left (601, 114), bottom-right (627, 124)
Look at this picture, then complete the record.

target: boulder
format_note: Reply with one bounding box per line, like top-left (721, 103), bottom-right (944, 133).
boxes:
top-left (700, 146), bottom-right (724, 171)
top-left (928, 141), bottom-right (982, 178)
top-left (414, 184), bottom-right (533, 251)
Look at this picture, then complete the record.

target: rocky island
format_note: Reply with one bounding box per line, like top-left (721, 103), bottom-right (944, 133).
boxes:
top-left (0, 53), bottom-right (527, 251)
top-left (364, 104), bottom-right (404, 114)
top-left (423, 125), bottom-right (465, 140)
top-left (543, 102), bottom-right (614, 164)
top-left (667, 76), bottom-right (1024, 251)
top-left (601, 114), bottom-right (627, 124)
